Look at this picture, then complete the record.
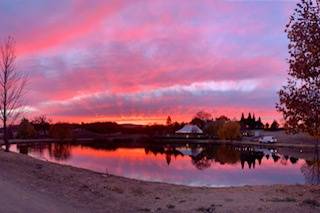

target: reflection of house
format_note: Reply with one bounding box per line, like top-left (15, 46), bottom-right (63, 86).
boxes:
top-left (176, 124), bottom-right (203, 135)
top-left (176, 147), bottom-right (203, 157)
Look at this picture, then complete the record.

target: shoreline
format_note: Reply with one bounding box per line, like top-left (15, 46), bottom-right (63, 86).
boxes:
top-left (2, 137), bottom-right (318, 150)
top-left (0, 150), bottom-right (319, 212)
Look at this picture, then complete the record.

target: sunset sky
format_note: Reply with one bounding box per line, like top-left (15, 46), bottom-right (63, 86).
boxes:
top-left (0, 0), bottom-right (299, 124)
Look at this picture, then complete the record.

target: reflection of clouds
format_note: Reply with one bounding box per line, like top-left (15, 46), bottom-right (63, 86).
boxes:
top-left (16, 144), bottom-right (307, 187)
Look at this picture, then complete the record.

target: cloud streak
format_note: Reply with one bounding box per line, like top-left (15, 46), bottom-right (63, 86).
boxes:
top-left (0, 0), bottom-right (299, 124)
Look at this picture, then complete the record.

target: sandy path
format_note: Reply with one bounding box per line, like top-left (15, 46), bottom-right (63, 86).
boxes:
top-left (0, 150), bottom-right (319, 213)
top-left (0, 177), bottom-right (79, 213)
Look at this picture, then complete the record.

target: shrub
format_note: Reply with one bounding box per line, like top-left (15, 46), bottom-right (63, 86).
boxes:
top-left (217, 121), bottom-right (241, 141)
top-left (49, 123), bottom-right (72, 141)
top-left (17, 118), bottom-right (37, 139)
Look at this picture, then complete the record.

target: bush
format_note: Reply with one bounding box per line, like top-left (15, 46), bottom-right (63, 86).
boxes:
top-left (217, 121), bottom-right (241, 141)
top-left (17, 118), bottom-right (37, 139)
top-left (49, 123), bottom-right (72, 141)
top-left (205, 120), bottom-right (226, 136)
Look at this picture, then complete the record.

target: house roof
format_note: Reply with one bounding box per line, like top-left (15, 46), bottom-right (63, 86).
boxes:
top-left (175, 124), bottom-right (203, 134)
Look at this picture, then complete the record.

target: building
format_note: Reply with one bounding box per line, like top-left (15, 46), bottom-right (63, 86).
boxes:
top-left (175, 124), bottom-right (203, 134)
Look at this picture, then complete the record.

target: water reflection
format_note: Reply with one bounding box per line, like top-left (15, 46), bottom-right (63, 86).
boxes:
top-left (11, 142), bottom-right (320, 186)
top-left (17, 143), bottom-right (72, 161)
top-left (301, 146), bottom-right (320, 184)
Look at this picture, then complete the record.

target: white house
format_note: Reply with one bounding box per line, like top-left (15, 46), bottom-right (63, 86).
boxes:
top-left (175, 124), bottom-right (203, 134)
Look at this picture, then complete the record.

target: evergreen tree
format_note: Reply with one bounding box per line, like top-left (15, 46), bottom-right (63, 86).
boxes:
top-left (270, 120), bottom-right (280, 131)
top-left (166, 116), bottom-right (172, 126)
top-left (257, 117), bottom-right (264, 129)
top-left (240, 113), bottom-right (246, 129)
top-left (265, 123), bottom-right (270, 129)
top-left (252, 113), bottom-right (256, 129)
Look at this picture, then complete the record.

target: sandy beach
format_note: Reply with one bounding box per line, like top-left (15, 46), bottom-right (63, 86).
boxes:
top-left (0, 150), bottom-right (319, 213)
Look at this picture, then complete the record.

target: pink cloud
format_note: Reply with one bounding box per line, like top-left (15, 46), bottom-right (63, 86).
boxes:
top-left (0, 0), bottom-right (298, 124)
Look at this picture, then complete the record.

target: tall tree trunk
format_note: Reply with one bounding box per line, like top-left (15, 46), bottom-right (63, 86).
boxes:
top-left (3, 117), bottom-right (8, 152)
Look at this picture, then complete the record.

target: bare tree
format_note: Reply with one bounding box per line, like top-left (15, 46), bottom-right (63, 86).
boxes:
top-left (0, 36), bottom-right (27, 151)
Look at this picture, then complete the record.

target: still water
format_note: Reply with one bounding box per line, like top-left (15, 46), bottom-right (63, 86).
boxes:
top-left (9, 142), bottom-right (320, 187)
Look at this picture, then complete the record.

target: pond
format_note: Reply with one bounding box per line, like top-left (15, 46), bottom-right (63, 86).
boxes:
top-left (8, 142), bottom-right (320, 187)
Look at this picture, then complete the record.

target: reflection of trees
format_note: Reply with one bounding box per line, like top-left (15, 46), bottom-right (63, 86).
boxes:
top-left (301, 146), bottom-right (320, 185)
top-left (48, 143), bottom-right (72, 161)
top-left (215, 145), bottom-right (240, 165)
top-left (240, 151), bottom-right (263, 169)
top-left (191, 154), bottom-right (212, 170)
top-left (272, 154), bottom-right (280, 163)
top-left (145, 145), bottom-right (183, 165)
top-left (17, 143), bottom-right (48, 155)
top-left (17, 144), bottom-right (28, 155)
top-left (191, 145), bottom-right (216, 170)
top-left (190, 145), bottom-right (267, 170)
top-left (290, 157), bottom-right (298, 164)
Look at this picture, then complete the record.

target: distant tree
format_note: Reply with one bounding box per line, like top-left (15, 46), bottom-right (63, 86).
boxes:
top-left (252, 113), bottom-right (256, 127)
top-left (191, 111), bottom-right (213, 129)
top-left (277, 0), bottom-right (320, 140)
top-left (17, 118), bottom-right (36, 139)
top-left (166, 116), bottom-right (172, 126)
top-left (32, 115), bottom-right (51, 137)
top-left (240, 113), bottom-right (245, 121)
top-left (205, 120), bottom-right (226, 136)
top-left (256, 117), bottom-right (264, 129)
top-left (217, 121), bottom-right (241, 141)
top-left (240, 113), bottom-right (246, 129)
top-left (247, 113), bottom-right (254, 129)
top-left (49, 123), bottom-right (72, 141)
top-left (0, 36), bottom-right (27, 151)
top-left (265, 122), bottom-right (270, 129)
top-left (190, 117), bottom-right (206, 129)
top-left (215, 115), bottom-right (230, 122)
top-left (195, 111), bottom-right (212, 121)
top-left (270, 120), bottom-right (280, 131)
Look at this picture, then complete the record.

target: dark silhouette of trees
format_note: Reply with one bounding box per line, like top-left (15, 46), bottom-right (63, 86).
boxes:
top-left (217, 121), bottom-right (241, 141)
top-left (277, 0), bottom-right (320, 140)
top-left (190, 111), bottom-right (212, 129)
top-left (32, 115), bottom-right (51, 137)
top-left (49, 123), bottom-right (72, 141)
top-left (240, 112), bottom-right (264, 129)
top-left (190, 117), bottom-right (205, 129)
top-left (265, 122), bottom-right (270, 129)
top-left (215, 115), bottom-right (230, 122)
top-left (166, 116), bottom-right (172, 126)
top-left (270, 120), bottom-right (280, 131)
top-left (16, 118), bottom-right (36, 139)
top-left (195, 111), bottom-right (212, 121)
top-left (256, 117), bottom-right (264, 129)
top-left (0, 36), bottom-right (27, 151)
top-left (240, 113), bottom-right (246, 128)
top-left (205, 119), bottom-right (225, 137)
